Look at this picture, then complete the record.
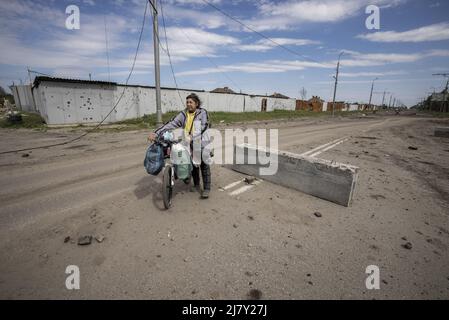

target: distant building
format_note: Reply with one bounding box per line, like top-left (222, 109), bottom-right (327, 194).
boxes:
top-left (327, 101), bottom-right (345, 112)
top-left (296, 96), bottom-right (324, 112)
top-left (210, 86), bottom-right (236, 94)
top-left (308, 96), bottom-right (324, 112)
top-left (269, 92), bottom-right (290, 99)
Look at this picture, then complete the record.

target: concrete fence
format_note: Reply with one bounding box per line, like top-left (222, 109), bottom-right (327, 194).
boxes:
top-left (11, 77), bottom-right (372, 125)
top-left (24, 78), bottom-right (296, 125)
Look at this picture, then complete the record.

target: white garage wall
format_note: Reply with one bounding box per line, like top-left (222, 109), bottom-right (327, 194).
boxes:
top-left (11, 85), bottom-right (35, 112)
top-left (31, 81), bottom-right (297, 125)
top-left (349, 104), bottom-right (359, 111)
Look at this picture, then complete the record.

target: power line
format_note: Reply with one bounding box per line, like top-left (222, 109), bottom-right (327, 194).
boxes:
top-left (159, 0), bottom-right (184, 106)
top-left (175, 23), bottom-right (241, 92)
top-left (0, 0), bottom-right (149, 155)
top-left (200, 0), bottom-right (320, 64)
top-left (171, 21), bottom-right (262, 112)
top-left (159, 0), bottom-right (259, 119)
top-left (27, 69), bottom-right (52, 78)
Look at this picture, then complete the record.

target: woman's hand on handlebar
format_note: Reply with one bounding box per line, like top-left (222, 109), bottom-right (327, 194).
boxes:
top-left (147, 132), bottom-right (157, 142)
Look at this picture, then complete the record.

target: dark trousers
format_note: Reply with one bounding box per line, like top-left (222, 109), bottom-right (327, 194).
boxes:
top-left (192, 161), bottom-right (211, 190)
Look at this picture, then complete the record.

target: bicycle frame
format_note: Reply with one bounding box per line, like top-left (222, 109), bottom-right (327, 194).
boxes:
top-left (154, 133), bottom-right (190, 209)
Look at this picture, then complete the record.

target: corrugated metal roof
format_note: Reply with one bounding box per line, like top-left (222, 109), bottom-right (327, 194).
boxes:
top-left (32, 76), bottom-right (295, 99)
top-left (32, 76), bottom-right (205, 93)
top-left (33, 76), bottom-right (117, 87)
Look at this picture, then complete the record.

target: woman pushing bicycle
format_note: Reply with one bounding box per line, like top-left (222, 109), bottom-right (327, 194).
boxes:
top-left (148, 93), bottom-right (211, 199)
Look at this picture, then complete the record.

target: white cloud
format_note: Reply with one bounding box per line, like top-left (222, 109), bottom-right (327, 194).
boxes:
top-left (83, 0), bottom-right (95, 6)
top-left (238, 38), bottom-right (320, 52)
top-left (177, 49), bottom-right (449, 76)
top-left (168, 0), bottom-right (222, 4)
top-left (160, 0), bottom-right (406, 32)
top-left (162, 2), bottom-right (229, 29)
top-left (357, 22), bottom-right (449, 42)
top-left (161, 27), bottom-right (240, 61)
top-left (338, 71), bottom-right (407, 78)
top-left (239, 0), bottom-right (406, 32)
top-left (0, 0), bottom-right (147, 79)
top-left (177, 59), bottom-right (332, 76)
top-left (339, 50), bottom-right (449, 67)
top-left (0, 1), bottom-right (65, 31)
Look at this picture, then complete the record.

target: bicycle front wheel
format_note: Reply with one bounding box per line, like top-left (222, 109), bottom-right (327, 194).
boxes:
top-left (162, 165), bottom-right (173, 209)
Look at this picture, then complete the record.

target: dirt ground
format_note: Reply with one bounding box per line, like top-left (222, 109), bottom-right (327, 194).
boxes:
top-left (0, 112), bottom-right (448, 299)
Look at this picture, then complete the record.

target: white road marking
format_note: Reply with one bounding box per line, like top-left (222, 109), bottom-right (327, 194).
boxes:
top-left (300, 137), bottom-right (346, 157)
top-left (309, 138), bottom-right (349, 158)
top-left (229, 180), bottom-right (262, 196)
top-left (222, 180), bottom-right (243, 191)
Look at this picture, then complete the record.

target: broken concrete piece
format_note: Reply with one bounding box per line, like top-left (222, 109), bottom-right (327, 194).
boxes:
top-left (402, 242), bottom-right (413, 250)
top-left (244, 176), bottom-right (256, 184)
top-left (77, 235), bottom-right (92, 246)
top-left (95, 235), bottom-right (105, 243)
top-left (230, 144), bottom-right (359, 207)
top-left (435, 127), bottom-right (449, 138)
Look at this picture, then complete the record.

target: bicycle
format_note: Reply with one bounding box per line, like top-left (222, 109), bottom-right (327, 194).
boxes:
top-left (154, 132), bottom-right (192, 209)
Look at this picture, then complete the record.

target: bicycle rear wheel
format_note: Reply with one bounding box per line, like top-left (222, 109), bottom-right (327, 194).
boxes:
top-left (162, 165), bottom-right (173, 209)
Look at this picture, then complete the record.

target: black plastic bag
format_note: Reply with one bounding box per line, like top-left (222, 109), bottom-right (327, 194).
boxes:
top-left (144, 143), bottom-right (164, 175)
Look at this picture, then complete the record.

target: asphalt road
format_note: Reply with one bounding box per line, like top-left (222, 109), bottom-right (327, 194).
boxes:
top-left (1, 112), bottom-right (448, 299)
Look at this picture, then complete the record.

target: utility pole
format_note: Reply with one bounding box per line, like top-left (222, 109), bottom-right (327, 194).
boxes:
top-left (151, 0), bottom-right (162, 125)
top-left (381, 90), bottom-right (391, 108)
top-left (331, 52), bottom-right (344, 117)
top-left (388, 94), bottom-right (393, 109)
top-left (432, 73), bottom-right (449, 92)
top-left (368, 77), bottom-right (378, 110)
top-left (393, 97), bottom-right (396, 108)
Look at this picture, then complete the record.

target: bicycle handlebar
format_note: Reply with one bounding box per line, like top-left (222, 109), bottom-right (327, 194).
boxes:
top-left (153, 135), bottom-right (183, 146)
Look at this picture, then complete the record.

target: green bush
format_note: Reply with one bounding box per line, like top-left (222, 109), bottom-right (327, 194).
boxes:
top-left (0, 112), bottom-right (46, 129)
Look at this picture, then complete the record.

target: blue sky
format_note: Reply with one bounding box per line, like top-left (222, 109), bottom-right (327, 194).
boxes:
top-left (1, 0), bottom-right (448, 106)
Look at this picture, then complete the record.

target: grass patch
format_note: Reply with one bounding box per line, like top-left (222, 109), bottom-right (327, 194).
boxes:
top-left (111, 109), bottom-right (361, 132)
top-left (0, 111), bottom-right (46, 129)
top-left (114, 112), bottom-right (179, 128)
top-left (207, 109), bottom-right (359, 124)
top-left (0, 109), bottom-right (365, 133)
top-left (418, 111), bottom-right (449, 118)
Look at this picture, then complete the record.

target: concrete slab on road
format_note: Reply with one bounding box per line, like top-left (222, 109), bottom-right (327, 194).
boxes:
top-left (230, 143), bottom-right (359, 207)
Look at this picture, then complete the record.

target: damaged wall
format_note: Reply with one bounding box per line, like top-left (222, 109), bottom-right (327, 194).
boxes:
top-left (11, 85), bottom-right (35, 112)
top-left (29, 79), bottom-right (296, 125)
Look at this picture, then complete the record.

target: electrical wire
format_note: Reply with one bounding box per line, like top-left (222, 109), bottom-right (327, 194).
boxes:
top-left (200, 0), bottom-right (320, 64)
top-left (0, 0), bottom-right (149, 155)
top-left (174, 23), bottom-right (264, 112)
top-left (158, 0), bottom-right (185, 106)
